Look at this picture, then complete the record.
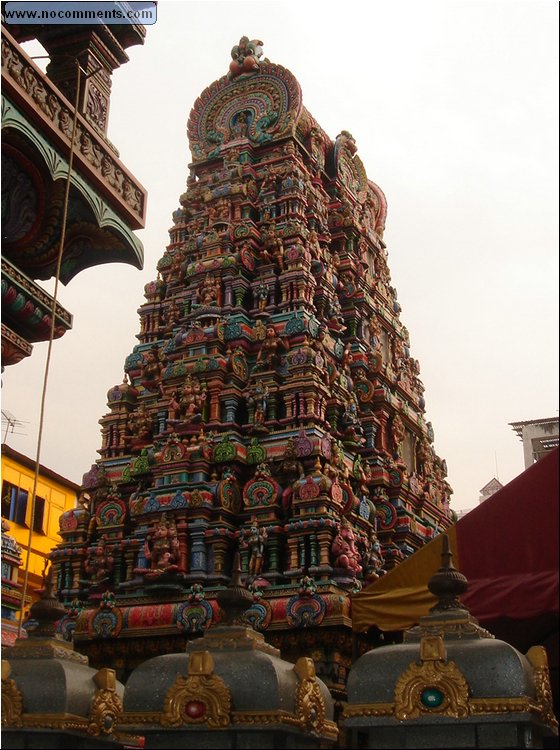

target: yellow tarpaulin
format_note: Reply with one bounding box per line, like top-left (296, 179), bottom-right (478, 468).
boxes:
top-left (351, 528), bottom-right (458, 632)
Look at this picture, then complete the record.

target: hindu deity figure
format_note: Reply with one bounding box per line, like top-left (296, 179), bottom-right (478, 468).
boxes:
top-left (230, 110), bottom-right (250, 138)
top-left (255, 280), bottom-right (269, 312)
top-left (328, 439), bottom-right (348, 479)
top-left (180, 374), bottom-right (207, 422)
top-left (367, 315), bottom-right (382, 351)
top-left (197, 273), bottom-right (221, 307)
top-left (260, 223), bottom-right (284, 270)
top-left (416, 436), bottom-right (434, 478)
top-left (246, 379), bottom-right (269, 426)
top-left (255, 325), bottom-right (288, 370)
top-left (426, 421), bottom-right (435, 443)
top-left (140, 345), bottom-right (165, 394)
top-left (331, 518), bottom-right (362, 575)
top-left (241, 518), bottom-right (268, 577)
top-left (228, 36), bottom-right (264, 79)
top-left (166, 388), bottom-right (182, 425)
top-left (144, 514), bottom-right (181, 573)
top-left (376, 248), bottom-right (391, 286)
top-left (390, 413), bottom-right (406, 459)
top-left (278, 438), bottom-right (305, 481)
top-left (253, 319), bottom-right (267, 342)
top-left (127, 403), bottom-right (153, 442)
top-left (162, 298), bottom-right (182, 332)
top-left (341, 342), bottom-right (353, 376)
top-left (169, 250), bottom-right (184, 280)
top-left (340, 393), bottom-right (365, 445)
top-left (363, 532), bottom-right (385, 583)
top-left (391, 334), bottom-right (406, 373)
top-left (325, 293), bottom-right (346, 331)
top-left (277, 437), bottom-right (305, 514)
top-left (85, 535), bottom-right (114, 583)
top-left (242, 174), bottom-right (259, 201)
top-left (308, 228), bottom-right (325, 262)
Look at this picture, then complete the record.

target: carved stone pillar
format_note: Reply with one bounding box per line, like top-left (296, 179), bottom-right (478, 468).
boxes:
top-left (211, 537), bottom-right (229, 577)
top-left (376, 411), bottom-right (389, 453)
top-left (223, 396), bottom-right (238, 423)
top-left (176, 519), bottom-right (189, 572)
top-left (188, 519), bottom-right (207, 575)
top-left (207, 382), bottom-right (222, 422)
top-left (317, 530), bottom-right (333, 568)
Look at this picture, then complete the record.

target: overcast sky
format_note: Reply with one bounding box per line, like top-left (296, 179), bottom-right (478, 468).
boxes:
top-left (3, 0), bottom-right (558, 511)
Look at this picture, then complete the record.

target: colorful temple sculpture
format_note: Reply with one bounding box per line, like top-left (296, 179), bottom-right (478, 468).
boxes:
top-left (50, 38), bottom-right (453, 697)
top-left (1, 20), bottom-right (147, 367)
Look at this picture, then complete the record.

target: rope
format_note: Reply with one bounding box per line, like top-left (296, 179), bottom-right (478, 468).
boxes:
top-left (17, 59), bottom-right (83, 637)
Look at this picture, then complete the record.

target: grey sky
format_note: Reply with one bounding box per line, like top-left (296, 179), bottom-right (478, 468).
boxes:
top-left (3, 0), bottom-right (558, 510)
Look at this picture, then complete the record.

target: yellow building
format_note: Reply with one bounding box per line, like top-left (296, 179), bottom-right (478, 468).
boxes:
top-left (1, 443), bottom-right (78, 611)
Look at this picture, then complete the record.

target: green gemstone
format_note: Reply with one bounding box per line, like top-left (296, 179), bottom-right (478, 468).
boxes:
top-left (420, 687), bottom-right (445, 708)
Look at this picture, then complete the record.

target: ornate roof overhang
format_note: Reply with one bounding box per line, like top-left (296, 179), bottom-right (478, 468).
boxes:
top-left (1, 260), bottom-right (72, 366)
top-left (1, 323), bottom-right (33, 366)
top-left (2, 26), bottom-right (146, 227)
top-left (1, 26), bottom-right (145, 283)
top-left (1, 257), bottom-right (73, 366)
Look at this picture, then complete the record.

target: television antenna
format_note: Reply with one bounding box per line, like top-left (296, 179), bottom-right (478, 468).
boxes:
top-left (1, 410), bottom-right (28, 443)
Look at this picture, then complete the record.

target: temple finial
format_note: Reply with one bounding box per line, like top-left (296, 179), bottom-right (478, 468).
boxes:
top-left (26, 564), bottom-right (66, 639)
top-left (216, 551), bottom-right (253, 625)
top-left (427, 535), bottom-right (469, 614)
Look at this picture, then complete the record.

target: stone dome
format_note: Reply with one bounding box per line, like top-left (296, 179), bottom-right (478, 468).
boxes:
top-left (1, 573), bottom-right (125, 746)
top-left (117, 560), bottom-right (338, 747)
top-left (343, 536), bottom-right (558, 748)
top-left (106, 375), bottom-right (139, 408)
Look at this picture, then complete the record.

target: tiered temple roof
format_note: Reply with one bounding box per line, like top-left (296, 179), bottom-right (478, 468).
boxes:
top-left (49, 37), bottom-right (452, 696)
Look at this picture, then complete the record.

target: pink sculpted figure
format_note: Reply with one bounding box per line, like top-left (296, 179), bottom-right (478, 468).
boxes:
top-left (331, 518), bottom-right (362, 574)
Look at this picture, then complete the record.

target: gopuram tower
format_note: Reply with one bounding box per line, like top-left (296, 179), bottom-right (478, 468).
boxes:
top-left (51, 38), bottom-right (453, 698)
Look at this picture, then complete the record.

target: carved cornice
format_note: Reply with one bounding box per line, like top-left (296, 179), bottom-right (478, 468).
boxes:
top-left (1, 27), bottom-right (146, 229)
top-left (2, 257), bottom-right (73, 343)
top-left (3, 712), bottom-right (89, 731)
top-left (1, 323), bottom-right (33, 365)
top-left (4, 639), bottom-right (89, 665)
top-left (120, 707), bottom-right (339, 740)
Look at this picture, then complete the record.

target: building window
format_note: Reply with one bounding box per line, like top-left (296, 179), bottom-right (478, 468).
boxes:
top-left (1, 481), bottom-right (28, 526)
top-left (1, 481), bottom-right (15, 518)
top-left (33, 496), bottom-right (46, 534)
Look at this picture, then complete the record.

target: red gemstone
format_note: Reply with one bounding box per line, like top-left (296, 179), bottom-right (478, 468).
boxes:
top-left (184, 700), bottom-right (206, 719)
